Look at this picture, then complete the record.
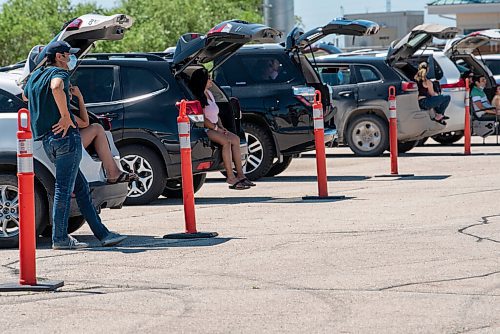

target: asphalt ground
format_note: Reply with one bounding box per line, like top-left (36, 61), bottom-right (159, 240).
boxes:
top-left (1, 138), bottom-right (499, 333)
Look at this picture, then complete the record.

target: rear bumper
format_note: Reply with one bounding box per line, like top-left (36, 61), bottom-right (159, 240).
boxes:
top-left (69, 181), bottom-right (128, 216)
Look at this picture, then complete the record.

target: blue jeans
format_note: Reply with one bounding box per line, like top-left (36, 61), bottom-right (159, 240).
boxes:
top-left (418, 95), bottom-right (451, 115)
top-left (42, 128), bottom-right (110, 245)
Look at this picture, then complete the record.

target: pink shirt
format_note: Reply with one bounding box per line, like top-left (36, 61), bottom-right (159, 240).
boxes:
top-left (204, 90), bottom-right (219, 124)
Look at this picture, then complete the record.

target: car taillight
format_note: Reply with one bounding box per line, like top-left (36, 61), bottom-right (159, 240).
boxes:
top-left (98, 117), bottom-right (112, 130)
top-left (184, 100), bottom-right (204, 123)
top-left (295, 95), bottom-right (311, 107)
top-left (441, 78), bottom-right (466, 91)
top-left (196, 162), bottom-right (212, 170)
top-left (208, 23), bottom-right (231, 35)
top-left (293, 85), bottom-right (315, 107)
top-left (66, 18), bottom-right (83, 31)
top-left (402, 81), bottom-right (417, 92)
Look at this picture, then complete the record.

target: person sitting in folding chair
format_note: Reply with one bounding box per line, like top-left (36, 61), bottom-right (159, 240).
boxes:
top-left (470, 75), bottom-right (498, 119)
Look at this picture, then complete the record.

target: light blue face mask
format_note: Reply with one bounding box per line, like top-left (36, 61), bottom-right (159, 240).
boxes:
top-left (68, 54), bottom-right (77, 71)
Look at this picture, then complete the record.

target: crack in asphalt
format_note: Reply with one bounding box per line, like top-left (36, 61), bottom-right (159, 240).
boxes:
top-left (458, 214), bottom-right (500, 243)
top-left (377, 270), bottom-right (500, 291)
top-left (451, 325), bottom-right (492, 334)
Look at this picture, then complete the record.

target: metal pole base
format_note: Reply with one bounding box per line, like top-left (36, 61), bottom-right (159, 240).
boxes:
top-left (163, 232), bottom-right (218, 239)
top-left (374, 173), bottom-right (414, 178)
top-left (0, 280), bottom-right (64, 292)
top-left (302, 195), bottom-right (346, 201)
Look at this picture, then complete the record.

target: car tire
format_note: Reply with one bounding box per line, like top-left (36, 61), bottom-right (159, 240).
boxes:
top-left (119, 144), bottom-right (167, 205)
top-left (431, 131), bottom-right (464, 145)
top-left (346, 114), bottom-right (389, 157)
top-left (398, 140), bottom-right (418, 154)
top-left (242, 122), bottom-right (275, 180)
top-left (416, 137), bottom-right (429, 146)
top-left (265, 156), bottom-right (293, 177)
top-left (162, 173), bottom-right (207, 198)
top-left (41, 215), bottom-right (86, 237)
top-left (0, 173), bottom-right (48, 249)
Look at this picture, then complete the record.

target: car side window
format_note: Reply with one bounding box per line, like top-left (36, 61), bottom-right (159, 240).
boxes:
top-left (318, 66), bottom-right (353, 86)
top-left (219, 55), bottom-right (297, 86)
top-left (72, 67), bottom-right (117, 104)
top-left (0, 90), bottom-right (22, 113)
top-left (121, 67), bottom-right (166, 99)
top-left (355, 65), bottom-right (381, 83)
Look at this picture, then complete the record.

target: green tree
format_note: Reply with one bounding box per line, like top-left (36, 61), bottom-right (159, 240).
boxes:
top-left (97, 0), bottom-right (263, 53)
top-left (0, 0), bottom-right (106, 65)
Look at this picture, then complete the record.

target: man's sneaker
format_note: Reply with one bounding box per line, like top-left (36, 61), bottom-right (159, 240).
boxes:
top-left (101, 232), bottom-right (127, 247)
top-left (53, 235), bottom-right (89, 250)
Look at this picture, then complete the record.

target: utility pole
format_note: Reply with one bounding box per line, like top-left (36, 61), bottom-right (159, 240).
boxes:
top-left (386, 0), bottom-right (391, 12)
top-left (263, 0), bottom-right (294, 40)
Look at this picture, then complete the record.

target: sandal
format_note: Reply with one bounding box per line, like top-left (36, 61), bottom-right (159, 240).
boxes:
top-left (107, 171), bottom-right (138, 184)
top-left (241, 178), bottom-right (256, 187)
top-left (432, 118), bottom-right (447, 126)
top-left (228, 179), bottom-right (250, 190)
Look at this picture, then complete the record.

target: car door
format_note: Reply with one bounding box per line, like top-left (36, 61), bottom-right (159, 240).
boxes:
top-left (19, 13), bottom-right (134, 83)
top-left (0, 89), bottom-right (24, 113)
top-left (316, 64), bottom-right (358, 132)
top-left (71, 65), bottom-right (125, 139)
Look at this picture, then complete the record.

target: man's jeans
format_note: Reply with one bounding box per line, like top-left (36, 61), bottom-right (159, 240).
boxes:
top-left (418, 95), bottom-right (451, 115)
top-left (42, 128), bottom-right (110, 245)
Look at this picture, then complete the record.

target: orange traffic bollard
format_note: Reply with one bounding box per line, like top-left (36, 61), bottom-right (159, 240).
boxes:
top-left (303, 91), bottom-right (345, 201)
top-left (464, 79), bottom-right (471, 155)
top-left (0, 109), bottom-right (63, 292)
top-left (164, 100), bottom-right (218, 239)
top-left (375, 86), bottom-right (413, 178)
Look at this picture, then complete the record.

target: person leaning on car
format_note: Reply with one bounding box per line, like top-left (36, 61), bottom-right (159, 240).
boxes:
top-left (22, 41), bottom-right (127, 250)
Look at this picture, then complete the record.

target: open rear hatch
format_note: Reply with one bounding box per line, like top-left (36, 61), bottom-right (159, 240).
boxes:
top-left (444, 29), bottom-right (500, 56)
top-left (20, 13), bottom-right (133, 83)
top-left (285, 18), bottom-right (380, 52)
top-left (172, 20), bottom-right (281, 75)
top-left (387, 24), bottom-right (459, 66)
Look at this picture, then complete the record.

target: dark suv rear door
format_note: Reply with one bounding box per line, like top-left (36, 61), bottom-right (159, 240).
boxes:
top-left (71, 65), bottom-right (125, 139)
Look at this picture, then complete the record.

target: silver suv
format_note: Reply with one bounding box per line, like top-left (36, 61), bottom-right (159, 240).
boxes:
top-left (0, 13), bottom-right (133, 248)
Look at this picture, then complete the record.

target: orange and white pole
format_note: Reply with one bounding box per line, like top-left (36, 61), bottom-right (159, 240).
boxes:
top-left (303, 91), bottom-right (344, 201)
top-left (464, 79), bottom-right (471, 155)
top-left (17, 108), bottom-right (36, 286)
top-left (163, 100), bottom-right (217, 239)
top-left (388, 86), bottom-right (399, 174)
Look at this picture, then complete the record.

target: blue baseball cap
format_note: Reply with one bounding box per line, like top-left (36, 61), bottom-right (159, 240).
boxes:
top-left (44, 41), bottom-right (80, 55)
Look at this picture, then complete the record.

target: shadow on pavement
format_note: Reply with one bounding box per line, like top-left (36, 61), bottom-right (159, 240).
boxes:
top-left (36, 235), bottom-right (236, 253)
top-left (206, 175), bottom-right (370, 183)
top-left (369, 175), bottom-right (451, 181)
top-left (150, 195), bottom-right (354, 206)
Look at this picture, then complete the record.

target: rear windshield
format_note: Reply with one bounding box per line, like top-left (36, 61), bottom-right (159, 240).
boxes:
top-left (484, 59), bottom-right (500, 76)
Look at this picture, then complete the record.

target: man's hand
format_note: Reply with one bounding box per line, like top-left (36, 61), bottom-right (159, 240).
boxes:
top-left (52, 115), bottom-right (76, 137)
top-left (70, 86), bottom-right (83, 99)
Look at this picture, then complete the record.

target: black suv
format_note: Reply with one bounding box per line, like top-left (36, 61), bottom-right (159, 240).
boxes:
top-left (213, 18), bottom-right (379, 179)
top-left (71, 20), bottom-right (279, 205)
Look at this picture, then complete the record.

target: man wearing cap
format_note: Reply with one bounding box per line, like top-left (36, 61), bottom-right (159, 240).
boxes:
top-left (23, 41), bottom-right (127, 250)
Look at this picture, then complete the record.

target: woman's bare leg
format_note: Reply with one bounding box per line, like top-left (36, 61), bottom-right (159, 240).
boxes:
top-left (79, 124), bottom-right (122, 180)
top-left (207, 130), bottom-right (238, 184)
top-left (227, 132), bottom-right (245, 179)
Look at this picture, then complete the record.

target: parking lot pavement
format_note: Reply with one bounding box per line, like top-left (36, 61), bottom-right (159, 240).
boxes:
top-left (1, 139), bottom-right (499, 333)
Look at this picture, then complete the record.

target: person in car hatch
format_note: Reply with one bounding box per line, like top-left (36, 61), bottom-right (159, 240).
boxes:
top-left (470, 75), bottom-right (498, 118)
top-left (23, 41), bottom-right (127, 250)
top-left (492, 86), bottom-right (500, 111)
top-left (189, 67), bottom-right (255, 190)
top-left (68, 84), bottom-right (137, 184)
top-left (414, 62), bottom-right (450, 125)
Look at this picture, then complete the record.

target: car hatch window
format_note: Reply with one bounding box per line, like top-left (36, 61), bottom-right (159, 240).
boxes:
top-left (355, 65), bottom-right (381, 83)
top-left (121, 67), bottom-right (166, 99)
top-left (318, 66), bottom-right (353, 86)
top-left (484, 60), bottom-right (500, 76)
top-left (0, 90), bottom-right (21, 113)
top-left (72, 67), bottom-right (117, 104)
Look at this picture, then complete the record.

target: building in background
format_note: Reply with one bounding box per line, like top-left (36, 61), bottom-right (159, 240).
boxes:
top-left (264, 0), bottom-right (294, 41)
top-left (343, 11), bottom-right (424, 50)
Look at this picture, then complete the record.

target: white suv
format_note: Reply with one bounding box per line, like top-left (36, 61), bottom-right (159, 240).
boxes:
top-left (0, 13), bottom-right (133, 248)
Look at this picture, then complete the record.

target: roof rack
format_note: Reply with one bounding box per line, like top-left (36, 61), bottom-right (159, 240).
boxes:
top-left (86, 53), bottom-right (167, 61)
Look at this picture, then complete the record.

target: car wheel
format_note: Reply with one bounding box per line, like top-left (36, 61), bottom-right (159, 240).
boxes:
top-left (242, 122), bottom-right (275, 180)
top-left (0, 173), bottom-right (48, 249)
top-left (265, 156), bottom-right (293, 177)
top-left (346, 114), bottom-right (388, 157)
top-left (416, 137), bottom-right (429, 146)
top-left (119, 144), bottom-right (166, 205)
top-left (162, 173), bottom-right (207, 198)
top-left (431, 131), bottom-right (464, 145)
top-left (398, 140), bottom-right (418, 154)
top-left (41, 215), bottom-right (86, 237)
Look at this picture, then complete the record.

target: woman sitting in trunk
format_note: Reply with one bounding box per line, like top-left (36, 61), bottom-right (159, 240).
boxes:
top-left (414, 62), bottom-right (450, 125)
top-left (189, 68), bottom-right (255, 190)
